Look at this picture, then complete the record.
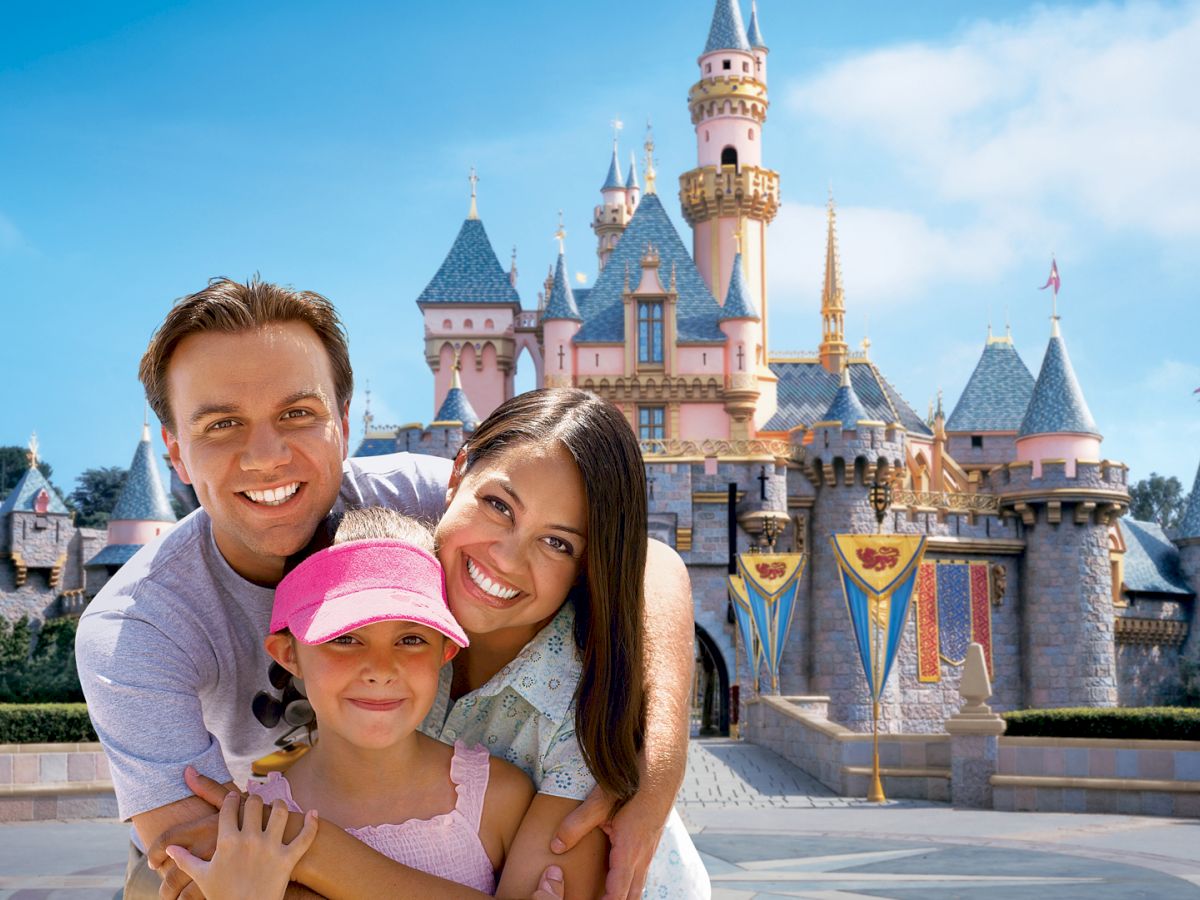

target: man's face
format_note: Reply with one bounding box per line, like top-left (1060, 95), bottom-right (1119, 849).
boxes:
top-left (163, 322), bottom-right (350, 585)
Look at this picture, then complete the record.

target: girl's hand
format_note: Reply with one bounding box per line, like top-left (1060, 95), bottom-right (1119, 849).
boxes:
top-left (165, 792), bottom-right (318, 900)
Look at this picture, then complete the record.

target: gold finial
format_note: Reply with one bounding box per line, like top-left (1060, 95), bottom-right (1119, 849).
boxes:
top-left (733, 220), bottom-right (743, 256)
top-left (936, 388), bottom-right (944, 419)
top-left (26, 432), bottom-right (39, 470)
top-left (362, 380), bottom-right (374, 434)
top-left (554, 210), bottom-right (566, 255)
top-left (467, 167), bottom-right (479, 220)
top-left (610, 116), bottom-right (623, 147)
top-left (643, 119), bottom-right (656, 193)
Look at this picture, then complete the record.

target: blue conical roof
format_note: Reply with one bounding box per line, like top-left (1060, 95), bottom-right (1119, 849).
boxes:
top-left (946, 337), bottom-right (1035, 432)
top-left (626, 153), bottom-right (640, 192)
top-left (1179, 459), bottom-right (1200, 540)
top-left (1018, 326), bottom-right (1099, 438)
top-left (602, 145), bottom-right (625, 191)
top-left (435, 370), bottom-right (480, 430)
top-left (747, 1), bottom-right (766, 48)
top-left (543, 252), bottom-right (582, 321)
top-left (719, 253), bottom-right (759, 320)
top-left (704, 0), bottom-right (751, 52)
top-left (820, 367), bottom-right (869, 426)
top-left (112, 426), bottom-right (176, 523)
top-left (0, 465), bottom-right (68, 516)
top-left (416, 218), bottom-right (522, 307)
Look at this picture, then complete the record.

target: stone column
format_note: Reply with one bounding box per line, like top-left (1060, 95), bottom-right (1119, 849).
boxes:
top-left (945, 642), bottom-right (1006, 809)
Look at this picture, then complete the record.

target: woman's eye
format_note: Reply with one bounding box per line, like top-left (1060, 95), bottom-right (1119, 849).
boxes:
top-left (543, 536), bottom-right (575, 556)
top-left (484, 496), bottom-right (513, 519)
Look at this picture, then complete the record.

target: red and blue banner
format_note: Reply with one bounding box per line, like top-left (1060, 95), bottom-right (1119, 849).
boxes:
top-left (831, 535), bottom-right (927, 702)
top-left (726, 573), bottom-right (763, 690)
top-left (915, 560), bottom-right (993, 682)
top-left (731, 553), bottom-right (806, 693)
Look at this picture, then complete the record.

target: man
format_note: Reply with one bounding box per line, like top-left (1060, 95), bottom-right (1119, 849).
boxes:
top-left (76, 277), bottom-right (694, 899)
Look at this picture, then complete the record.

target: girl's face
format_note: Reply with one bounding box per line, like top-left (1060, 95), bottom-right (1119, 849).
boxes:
top-left (434, 441), bottom-right (587, 645)
top-left (265, 620), bottom-right (455, 751)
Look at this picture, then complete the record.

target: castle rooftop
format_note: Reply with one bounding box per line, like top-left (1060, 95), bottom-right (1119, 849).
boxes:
top-left (946, 335), bottom-right (1035, 433)
top-left (1018, 324), bottom-right (1099, 438)
top-left (417, 217), bottom-right (522, 308)
top-left (111, 425), bottom-right (175, 523)
top-left (704, 0), bottom-right (751, 53)
top-left (719, 252), bottom-right (759, 321)
top-left (542, 251), bottom-right (582, 321)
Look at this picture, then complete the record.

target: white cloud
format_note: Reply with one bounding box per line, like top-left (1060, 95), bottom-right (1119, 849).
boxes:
top-left (788, 1), bottom-right (1200, 238)
top-left (0, 212), bottom-right (24, 252)
top-left (767, 202), bottom-right (1014, 310)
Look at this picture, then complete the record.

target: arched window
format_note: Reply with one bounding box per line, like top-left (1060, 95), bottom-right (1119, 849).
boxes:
top-left (463, 318), bottom-right (473, 329)
top-left (721, 146), bottom-right (738, 168)
top-left (484, 318), bottom-right (494, 330)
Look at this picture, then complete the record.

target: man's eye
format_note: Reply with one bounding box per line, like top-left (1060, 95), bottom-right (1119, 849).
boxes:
top-left (208, 419), bottom-right (237, 431)
top-left (282, 409), bottom-right (312, 421)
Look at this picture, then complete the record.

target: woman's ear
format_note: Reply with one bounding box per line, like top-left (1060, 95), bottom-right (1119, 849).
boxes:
top-left (446, 448), bottom-right (469, 504)
top-left (264, 634), bottom-right (302, 679)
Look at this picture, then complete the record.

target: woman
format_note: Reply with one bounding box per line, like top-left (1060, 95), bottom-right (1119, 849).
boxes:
top-left (175, 389), bottom-right (708, 898)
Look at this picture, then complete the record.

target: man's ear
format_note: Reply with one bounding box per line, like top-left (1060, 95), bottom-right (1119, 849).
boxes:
top-left (162, 426), bottom-right (191, 485)
top-left (265, 634), bottom-right (302, 679)
top-left (339, 399), bottom-right (351, 460)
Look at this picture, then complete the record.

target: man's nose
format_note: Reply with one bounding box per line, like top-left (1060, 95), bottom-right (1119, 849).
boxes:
top-left (240, 423), bottom-right (292, 472)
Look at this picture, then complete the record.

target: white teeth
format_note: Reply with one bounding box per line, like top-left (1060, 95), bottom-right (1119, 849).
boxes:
top-left (466, 557), bottom-right (519, 600)
top-left (244, 482), bottom-right (300, 506)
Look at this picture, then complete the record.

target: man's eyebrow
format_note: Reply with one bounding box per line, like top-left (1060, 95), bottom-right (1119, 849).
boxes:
top-left (497, 479), bottom-right (585, 538)
top-left (280, 390), bottom-right (331, 408)
top-left (189, 403), bottom-right (239, 425)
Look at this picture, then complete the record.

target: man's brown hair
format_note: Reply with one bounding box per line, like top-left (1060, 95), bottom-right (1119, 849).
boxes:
top-left (139, 276), bottom-right (353, 433)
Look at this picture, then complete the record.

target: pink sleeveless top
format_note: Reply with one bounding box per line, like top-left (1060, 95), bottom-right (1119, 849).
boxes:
top-left (248, 741), bottom-right (496, 894)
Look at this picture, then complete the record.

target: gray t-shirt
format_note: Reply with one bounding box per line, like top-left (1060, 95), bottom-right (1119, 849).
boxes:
top-left (76, 452), bottom-right (452, 824)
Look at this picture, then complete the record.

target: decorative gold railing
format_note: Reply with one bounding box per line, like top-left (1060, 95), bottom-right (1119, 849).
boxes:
top-left (640, 438), bottom-right (796, 460)
top-left (892, 490), bottom-right (1000, 514)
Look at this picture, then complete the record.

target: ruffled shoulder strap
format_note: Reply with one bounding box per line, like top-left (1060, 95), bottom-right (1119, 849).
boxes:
top-left (448, 741), bottom-right (491, 830)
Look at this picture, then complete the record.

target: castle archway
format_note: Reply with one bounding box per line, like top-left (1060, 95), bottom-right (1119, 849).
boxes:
top-left (691, 624), bottom-right (729, 736)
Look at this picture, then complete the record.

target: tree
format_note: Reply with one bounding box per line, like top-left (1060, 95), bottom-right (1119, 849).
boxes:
top-left (0, 616), bottom-right (84, 703)
top-left (70, 466), bottom-right (128, 528)
top-left (1128, 472), bottom-right (1190, 530)
top-left (0, 446), bottom-right (54, 503)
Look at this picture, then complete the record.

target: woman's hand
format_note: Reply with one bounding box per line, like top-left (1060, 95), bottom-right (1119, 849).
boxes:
top-left (165, 792), bottom-right (318, 900)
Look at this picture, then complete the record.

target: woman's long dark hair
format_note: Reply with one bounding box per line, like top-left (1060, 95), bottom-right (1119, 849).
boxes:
top-left (458, 389), bottom-right (646, 802)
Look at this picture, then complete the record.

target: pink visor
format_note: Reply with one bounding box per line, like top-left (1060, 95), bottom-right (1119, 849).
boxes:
top-left (272, 539), bottom-right (468, 648)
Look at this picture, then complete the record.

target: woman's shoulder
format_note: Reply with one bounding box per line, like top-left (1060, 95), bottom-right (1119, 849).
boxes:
top-left (485, 751), bottom-right (535, 803)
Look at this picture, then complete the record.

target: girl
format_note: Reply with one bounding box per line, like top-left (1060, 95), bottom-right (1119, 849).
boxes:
top-left (167, 508), bottom-right (536, 898)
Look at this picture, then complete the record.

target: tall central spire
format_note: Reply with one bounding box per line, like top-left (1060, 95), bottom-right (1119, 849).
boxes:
top-left (819, 193), bottom-right (848, 374)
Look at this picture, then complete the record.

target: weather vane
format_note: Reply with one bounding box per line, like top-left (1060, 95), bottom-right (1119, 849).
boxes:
top-left (643, 119), bottom-right (656, 193)
top-left (611, 116), bottom-right (623, 147)
top-left (467, 167), bottom-right (479, 219)
top-left (27, 431), bottom-right (39, 469)
top-left (554, 210), bottom-right (566, 254)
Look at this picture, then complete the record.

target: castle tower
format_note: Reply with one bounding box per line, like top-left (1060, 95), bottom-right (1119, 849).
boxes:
top-left (592, 141), bottom-right (631, 272)
top-left (625, 152), bottom-right (641, 212)
top-left (718, 248), bottom-right (761, 440)
top-left (416, 173), bottom-right (523, 421)
top-left (542, 223), bottom-right (583, 390)
top-left (0, 434), bottom-right (77, 595)
top-left (806, 370), bottom-right (907, 726)
top-left (88, 423), bottom-right (177, 577)
top-left (818, 194), bottom-right (848, 375)
top-left (1002, 317), bottom-right (1123, 709)
top-left (680, 0), bottom-right (779, 360)
top-left (433, 361), bottom-right (481, 432)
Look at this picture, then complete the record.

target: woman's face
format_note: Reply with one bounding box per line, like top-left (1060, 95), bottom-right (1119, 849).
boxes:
top-left (435, 441), bottom-right (587, 645)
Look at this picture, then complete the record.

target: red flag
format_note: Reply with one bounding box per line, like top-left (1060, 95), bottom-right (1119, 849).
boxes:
top-left (1039, 258), bottom-right (1060, 295)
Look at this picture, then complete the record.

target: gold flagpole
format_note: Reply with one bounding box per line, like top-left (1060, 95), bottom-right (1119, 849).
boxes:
top-left (867, 477), bottom-right (891, 804)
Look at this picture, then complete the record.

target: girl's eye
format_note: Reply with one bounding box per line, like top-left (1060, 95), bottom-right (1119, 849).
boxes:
top-left (329, 634), bottom-right (358, 645)
top-left (484, 496), bottom-right (513, 519)
top-left (399, 634), bottom-right (428, 646)
top-left (543, 535), bottom-right (575, 556)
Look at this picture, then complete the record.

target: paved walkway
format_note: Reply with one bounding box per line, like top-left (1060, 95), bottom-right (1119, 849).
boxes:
top-left (2, 739), bottom-right (1199, 898)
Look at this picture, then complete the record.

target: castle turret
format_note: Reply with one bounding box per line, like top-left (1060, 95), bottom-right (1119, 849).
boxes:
top-left (945, 327), bottom-right (1035, 474)
top-left (433, 362), bottom-right (481, 432)
top-left (998, 316), bottom-right (1124, 709)
top-left (718, 249), bottom-right (761, 439)
top-left (625, 152), bottom-right (641, 211)
top-left (681, 0), bottom-right (778, 363)
top-left (818, 194), bottom-right (848, 375)
top-left (593, 141), bottom-right (631, 272)
top-left (746, 0), bottom-right (768, 81)
top-left (542, 226), bottom-right (583, 389)
top-left (1, 435), bottom-right (78, 597)
top-left (416, 173), bottom-right (523, 421)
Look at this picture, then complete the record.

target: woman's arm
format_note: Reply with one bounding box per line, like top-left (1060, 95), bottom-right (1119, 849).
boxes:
top-left (552, 538), bottom-right (694, 899)
top-left (496, 794), bottom-right (608, 900)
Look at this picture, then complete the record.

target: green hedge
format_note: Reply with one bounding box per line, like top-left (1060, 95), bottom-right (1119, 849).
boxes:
top-left (1002, 707), bottom-right (1200, 741)
top-left (0, 704), bottom-right (97, 744)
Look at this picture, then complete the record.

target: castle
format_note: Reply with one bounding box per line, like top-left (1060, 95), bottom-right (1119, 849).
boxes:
top-left (359, 0), bottom-right (1200, 734)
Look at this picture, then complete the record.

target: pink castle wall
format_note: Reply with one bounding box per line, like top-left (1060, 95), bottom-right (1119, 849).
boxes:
top-left (108, 520), bottom-right (170, 545)
top-left (680, 403), bottom-right (730, 440)
top-left (576, 346), bottom-right (625, 377)
top-left (676, 346), bottom-right (724, 376)
top-left (1016, 434), bottom-right (1102, 477)
top-left (697, 116), bottom-right (762, 169)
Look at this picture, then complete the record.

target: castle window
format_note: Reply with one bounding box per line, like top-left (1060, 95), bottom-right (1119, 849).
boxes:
top-left (722, 59), bottom-right (731, 71)
top-left (706, 62), bottom-right (711, 73)
top-left (638, 301), bottom-right (664, 364)
top-left (639, 406), bottom-right (665, 441)
top-left (721, 146), bottom-right (738, 168)
top-left (484, 318), bottom-right (494, 329)
top-left (748, 128), bottom-right (755, 140)
top-left (971, 435), bottom-right (983, 449)
top-left (443, 319), bottom-right (452, 330)
top-left (742, 61), bottom-right (749, 73)
top-left (464, 318), bottom-right (473, 329)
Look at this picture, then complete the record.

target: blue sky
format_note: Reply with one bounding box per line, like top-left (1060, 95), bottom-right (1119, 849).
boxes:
top-left (3, 0), bottom-right (1198, 498)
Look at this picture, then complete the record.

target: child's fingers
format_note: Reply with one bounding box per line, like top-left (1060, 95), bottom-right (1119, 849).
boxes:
top-left (217, 789), bottom-right (241, 833)
top-left (242, 791), bottom-right (266, 832)
top-left (264, 798), bottom-right (291, 841)
top-left (285, 809), bottom-right (320, 861)
top-left (164, 844), bottom-right (207, 883)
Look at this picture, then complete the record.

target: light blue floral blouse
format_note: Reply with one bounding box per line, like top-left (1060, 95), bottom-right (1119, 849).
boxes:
top-left (420, 602), bottom-right (710, 899)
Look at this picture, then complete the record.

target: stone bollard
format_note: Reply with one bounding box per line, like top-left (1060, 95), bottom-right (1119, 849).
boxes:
top-left (944, 642), bottom-right (1006, 809)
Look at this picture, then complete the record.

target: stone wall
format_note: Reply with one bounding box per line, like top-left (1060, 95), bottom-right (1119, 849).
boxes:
top-left (0, 742), bottom-right (117, 821)
top-left (1, 523), bottom-right (105, 625)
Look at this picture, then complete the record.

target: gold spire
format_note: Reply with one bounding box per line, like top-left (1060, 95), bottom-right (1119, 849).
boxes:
top-left (643, 120), bottom-right (656, 194)
top-left (450, 352), bottom-right (463, 389)
top-left (26, 432), bottom-right (39, 470)
top-left (554, 210), bottom-right (566, 255)
top-left (818, 191), bottom-right (848, 374)
top-left (467, 167), bottom-right (479, 220)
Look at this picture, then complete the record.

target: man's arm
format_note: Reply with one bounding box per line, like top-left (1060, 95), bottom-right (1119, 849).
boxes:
top-left (552, 538), bottom-right (694, 899)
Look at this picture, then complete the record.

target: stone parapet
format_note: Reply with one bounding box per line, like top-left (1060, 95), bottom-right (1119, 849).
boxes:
top-left (0, 742), bottom-right (116, 822)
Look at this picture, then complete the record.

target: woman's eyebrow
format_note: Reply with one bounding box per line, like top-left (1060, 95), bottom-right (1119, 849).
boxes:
top-left (497, 480), bottom-right (585, 538)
